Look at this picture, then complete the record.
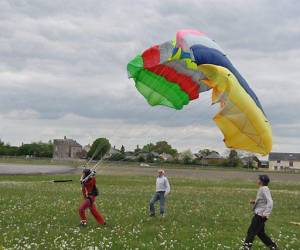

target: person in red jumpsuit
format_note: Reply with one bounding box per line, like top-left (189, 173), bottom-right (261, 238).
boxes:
top-left (79, 168), bottom-right (106, 227)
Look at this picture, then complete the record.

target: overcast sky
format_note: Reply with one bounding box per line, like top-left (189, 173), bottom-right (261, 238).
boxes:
top-left (0, 0), bottom-right (299, 154)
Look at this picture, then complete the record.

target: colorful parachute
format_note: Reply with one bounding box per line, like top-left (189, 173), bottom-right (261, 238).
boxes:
top-left (127, 30), bottom-right (272, 155)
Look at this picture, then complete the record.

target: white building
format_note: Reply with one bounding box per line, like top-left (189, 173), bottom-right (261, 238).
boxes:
top-left (83, 144), bottom-right (91, 153)
top-left (160, 153), bottom-right (173, 161)
top-left (269, 152), bottom-right (300, 171)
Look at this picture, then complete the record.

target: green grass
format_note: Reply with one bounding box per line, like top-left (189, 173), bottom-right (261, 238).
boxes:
top-left (0, 175), bottom-right (299, 249)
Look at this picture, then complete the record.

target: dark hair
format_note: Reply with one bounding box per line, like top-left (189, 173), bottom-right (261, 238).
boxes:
top-left (258, 175), bottom-right (270, 186)
top-left (82, 168), bottom-right (91, 177)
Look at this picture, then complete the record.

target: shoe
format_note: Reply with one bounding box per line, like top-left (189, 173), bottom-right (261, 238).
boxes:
top-left (149, 213), bottom-right (155, 217)
top-left (269, 244), bottom-right (278, 250)
top-left (79, 221), bottom-right (87, 227)
top-left (242, 242), bottom-right (252, 250)
top-left (160, 214), bottom-right (165, 218)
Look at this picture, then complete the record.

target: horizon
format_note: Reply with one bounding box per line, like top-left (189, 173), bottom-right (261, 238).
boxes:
top-left (1, 136), bottom-right (296, 159)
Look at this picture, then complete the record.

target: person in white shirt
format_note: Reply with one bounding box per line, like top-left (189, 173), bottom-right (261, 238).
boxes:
top-left (243, 175), bottom-right (278, 250)
top-left (149, 169), bottom-right (170, 217)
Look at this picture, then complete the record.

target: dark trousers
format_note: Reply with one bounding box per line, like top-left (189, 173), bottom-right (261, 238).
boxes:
top-left (243, 214), bottom-right (276, 249)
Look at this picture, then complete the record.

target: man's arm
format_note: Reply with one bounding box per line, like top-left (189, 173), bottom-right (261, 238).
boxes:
top-left (81, 185), bottom-right (87, 198)
top-left (262, 188), bottom-right (273, 217)
top-left (165, 177), bottom-right (170, 196)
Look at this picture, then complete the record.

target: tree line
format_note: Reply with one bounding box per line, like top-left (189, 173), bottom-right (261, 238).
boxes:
top-left (0, 137), bottom-right (255, 168)
top-left (89, 138), bottom-right (249, 168)
top-left (0, 140), bottom-right (53, 158)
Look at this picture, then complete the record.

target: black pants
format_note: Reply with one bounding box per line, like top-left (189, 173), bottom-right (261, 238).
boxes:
top-left (243, 214), bottom-right (276, 249)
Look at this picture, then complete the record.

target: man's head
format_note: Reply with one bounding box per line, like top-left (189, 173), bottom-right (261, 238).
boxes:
top-left (158, 169), bottom-right (165, 177)
top-left (257, 175), bottom-right (270, 186)
top-left (82, 168), bottom-right (91, 178)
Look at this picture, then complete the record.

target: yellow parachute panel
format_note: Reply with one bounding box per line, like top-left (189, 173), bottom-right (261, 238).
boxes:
top-left (198, 64), bottom-right (272, 155)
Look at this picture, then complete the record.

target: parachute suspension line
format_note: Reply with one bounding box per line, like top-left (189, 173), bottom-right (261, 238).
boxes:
top-left (83, 141), bottom-right (107, 169)
top-left (105, 68), bottom-right (212, 168)
top-left (193, 91), bottom-right (215, 122)
top-left (127, 47), bottom-right (214, 153)
top-left (127, 88), bottom-right (212, 156)
top-left (86, 101), bottom-right (167, 172)
top-left (93, 99), bottom-right (210, 172)
top-left (149, 89), bottom-right (214, 152)
top-left (143, 108), bottom-right (178, 148)
top-left (81, 140), bottom-right (120, 185)
top-left (120, 62), bottom-right (192, 151)
top-left (83, 69), bottom-right (172, 174)
top-left (82, 156), bottom-right (105, 182)
top-left (102, 82), bottom-right (212, 167)
top-left (91, 155), bottom-right (105, 171)
top-left (95, 65), bottom-right (180, 163)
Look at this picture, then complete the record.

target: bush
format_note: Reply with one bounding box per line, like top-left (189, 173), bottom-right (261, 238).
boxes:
top-left (138, 155), bottom-right (145, 162)
top-left (108, 153), bottom-right (124, 161)
top-left (224, 150), bottom-right (242, 167)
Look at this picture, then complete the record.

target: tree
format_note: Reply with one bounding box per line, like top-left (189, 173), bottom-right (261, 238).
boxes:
top-left (134, 145), bottom-right (141, 154)
top-left (137, 155), bottom-right (145, 162)
top-left (87, 138), bottom-right (111, 160)
top-left (224, 149), bottom-right (242, 167)
top-left (142, 141), bottom-right (178, 156)
top-left (0, 141), bottom-right (53, 157)
top-left (18, 142), bottom-right (53, 157)
top-left (142, 143), bottom-right (155, 153)
top-left (198, 149), bottom-right (219, 157)
top-left (120, 145), bottom-right (125, 155)
top-left (154, 141), bottom-right (178, 156)
top-left (146, 153), bottom-right (154, 163)
top-left (180, 150), bottom-right (194, 165)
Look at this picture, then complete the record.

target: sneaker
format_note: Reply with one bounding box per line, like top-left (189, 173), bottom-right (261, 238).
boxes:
top-left (269, 244), bottom-right (279, 250)
top-left (160, 214), bottom-right (165, 218)
top-left (79, 221), bottom-right (87, 227)
top-left (242, 242), bottom-right (252, 250)
top-left (149, 213), bottom-right (155, 217)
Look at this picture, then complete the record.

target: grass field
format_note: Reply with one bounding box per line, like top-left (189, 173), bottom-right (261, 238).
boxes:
top-left (0, 174), bottom-right (299, 250)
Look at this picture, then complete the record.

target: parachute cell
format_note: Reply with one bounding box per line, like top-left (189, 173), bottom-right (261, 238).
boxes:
top-left (127, 30), bottom-right (272, 155)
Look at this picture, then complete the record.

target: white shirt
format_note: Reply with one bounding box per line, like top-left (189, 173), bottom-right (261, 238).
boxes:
top-left (156, 176), bottom-right (170, 195)
top-left (253, 186), bottom-right (273, 217)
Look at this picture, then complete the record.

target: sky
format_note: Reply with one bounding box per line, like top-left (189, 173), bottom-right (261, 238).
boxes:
top-left (0, 0), bottom-right (299, 155)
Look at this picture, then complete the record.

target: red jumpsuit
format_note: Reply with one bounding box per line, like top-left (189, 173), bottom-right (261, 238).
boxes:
top-left (79, 177), bottom-right (105, 225)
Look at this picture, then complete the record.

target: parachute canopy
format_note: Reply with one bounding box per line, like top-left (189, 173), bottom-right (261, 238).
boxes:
top-left (127, 29), bottom-right (272, 155)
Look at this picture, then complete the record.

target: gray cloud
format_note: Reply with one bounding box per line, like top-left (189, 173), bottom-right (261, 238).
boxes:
top-left (0, 0), bottom-right (299, 154)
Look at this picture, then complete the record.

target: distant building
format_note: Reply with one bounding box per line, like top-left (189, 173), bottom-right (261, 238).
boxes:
top-left (124, 151), bottom-right (137, 161)
top-left (104, 147), bottom-right (121, 159)
top-left (53, 136), bottom-right (82, 159)
top-left (160, 153), bottom-right (174, 161)
top-left (79, 144), bottom-right (91, 159)
top-left (83, 144), bottom-right (91, 153)
top-left (194, 151), bottom-right (224, 165)
top-left (260, 160), bottom-right (269, 168)
top-left (269, 152), bottom-right (300, 171)
top-left (110, 147), bottom-right (121, 155)
top-left (241, 156), bottom-right (261, 168)
top-left (138, 152), bottom-right (160, 161)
